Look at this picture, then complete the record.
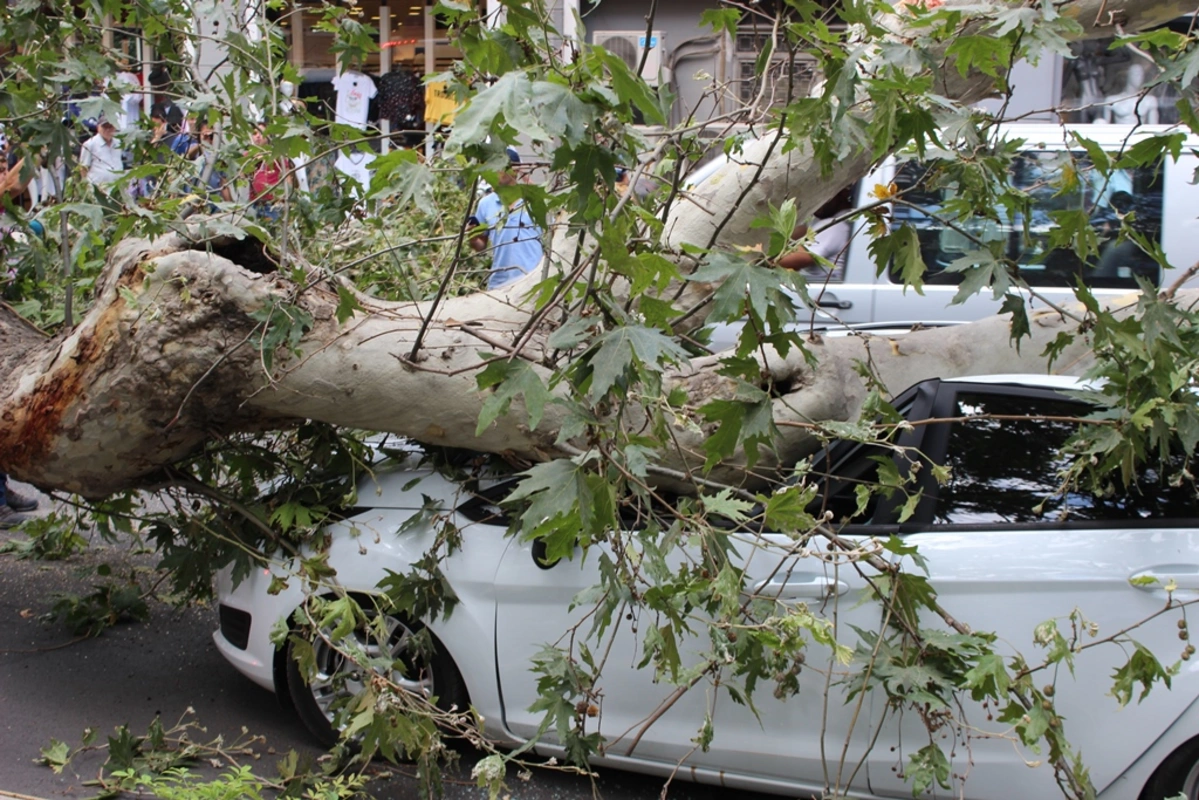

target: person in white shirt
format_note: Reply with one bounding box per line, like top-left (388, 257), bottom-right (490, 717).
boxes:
top-left (79, 119), bottom-right (125, 188)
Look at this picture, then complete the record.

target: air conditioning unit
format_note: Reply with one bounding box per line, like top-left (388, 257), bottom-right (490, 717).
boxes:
top-left (593, 30), bottom-right (668, 85)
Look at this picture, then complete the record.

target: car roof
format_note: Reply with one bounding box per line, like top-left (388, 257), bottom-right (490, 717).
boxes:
top-left (941, 374), bottom-right (1092, 391)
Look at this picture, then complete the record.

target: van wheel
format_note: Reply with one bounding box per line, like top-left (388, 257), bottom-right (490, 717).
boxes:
top-left (1141, 738), bottom-right (1199, 800)
top-left (285, 608), bottom-right (466, 747)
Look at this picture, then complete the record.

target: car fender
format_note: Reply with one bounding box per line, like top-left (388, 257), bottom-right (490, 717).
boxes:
top-left (1098, 673), bottom-right (1199, 799)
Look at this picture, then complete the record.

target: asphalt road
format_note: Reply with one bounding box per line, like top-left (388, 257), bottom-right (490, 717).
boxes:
top-left (0, 490), bottom-right (782, 800)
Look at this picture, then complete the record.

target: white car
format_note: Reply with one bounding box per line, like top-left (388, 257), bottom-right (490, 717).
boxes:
top-left (215, 374), bottom-right (1199, 800)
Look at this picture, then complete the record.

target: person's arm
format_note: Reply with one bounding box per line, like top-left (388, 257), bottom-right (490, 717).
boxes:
top-left (775, 248), bottom-right (817, 271)
top-left (468, 195), bottom-right (500, 252)
top-left (775, 221), bottom-right (814, 270)
top-left (78, 141), bottom-right (93, 180)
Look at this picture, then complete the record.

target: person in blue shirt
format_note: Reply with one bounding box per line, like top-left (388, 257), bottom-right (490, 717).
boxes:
top-left (468, 148), bottom-right (543, 290)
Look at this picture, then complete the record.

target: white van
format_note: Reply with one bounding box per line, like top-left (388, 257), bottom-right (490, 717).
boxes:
top-left (696, 124), bottom-right (1199, 342)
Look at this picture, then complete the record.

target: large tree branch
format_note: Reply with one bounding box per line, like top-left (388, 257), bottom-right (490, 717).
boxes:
top-left (0, 229), bottom-right (1112, 496)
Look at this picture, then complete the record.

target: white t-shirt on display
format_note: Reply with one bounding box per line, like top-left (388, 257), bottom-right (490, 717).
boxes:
top-left (331, 71), bottom-right (377, 129)
top-left (334, 149), bottom-right (375, 198)
top-left (113, 71), bottom-right (143, 131)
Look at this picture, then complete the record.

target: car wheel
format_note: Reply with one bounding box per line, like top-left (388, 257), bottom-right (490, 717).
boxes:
top-left (285, 603), bottom-right (466, 747)
top-left (1141, 738), bottom-right (1199, 800)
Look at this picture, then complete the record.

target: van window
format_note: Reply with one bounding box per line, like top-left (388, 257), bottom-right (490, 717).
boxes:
top-left (888, 152), bottom-right (1164, 290)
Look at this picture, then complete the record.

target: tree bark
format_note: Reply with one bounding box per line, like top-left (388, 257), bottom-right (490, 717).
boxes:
top-left (0, 226), bottom-right (1119, 496)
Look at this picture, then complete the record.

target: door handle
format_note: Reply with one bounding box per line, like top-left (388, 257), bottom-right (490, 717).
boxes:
top-left (815, 293), bottom-right (853, 310)
top-left (1130, 565), bottom-right (1199, 591)
top-left (751, 573), bottom-right (848, 600)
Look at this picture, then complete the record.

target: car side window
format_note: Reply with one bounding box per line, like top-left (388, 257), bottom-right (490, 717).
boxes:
top-left (888, 153), bottom-right (1163, 290)
top-left (932, 391), bottom-right (1199, 524)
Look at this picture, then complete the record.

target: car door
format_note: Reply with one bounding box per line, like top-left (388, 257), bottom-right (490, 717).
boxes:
top-left (489, 515), bottom-right (881, 794)
top-left (677, 512), bottom-right (893, 793)
top-left (857, 382), bottom-right (1199, 799)
top-left (491, 533), bottom-right (748, 770)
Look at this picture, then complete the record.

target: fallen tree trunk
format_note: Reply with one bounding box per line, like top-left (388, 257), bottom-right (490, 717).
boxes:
top-left (0, 230), bottom-right (1110, 497)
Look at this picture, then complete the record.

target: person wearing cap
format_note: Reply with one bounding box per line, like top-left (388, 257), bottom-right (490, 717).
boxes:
top-left (79, 117), bottom-right (125, 188)
top-left (468, 148), bottom-right (544, 289)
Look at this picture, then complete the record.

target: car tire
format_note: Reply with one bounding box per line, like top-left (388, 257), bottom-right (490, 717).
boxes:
top-left (284, 601), bottom-right (467, 748)
top-left (1141, 737), bottom-right (1199, 800)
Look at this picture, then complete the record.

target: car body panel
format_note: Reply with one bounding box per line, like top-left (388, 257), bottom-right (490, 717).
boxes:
top-left (491, 533), bottom-right (879, 794)
top-left (865, 527), bottom-right (1199, 798)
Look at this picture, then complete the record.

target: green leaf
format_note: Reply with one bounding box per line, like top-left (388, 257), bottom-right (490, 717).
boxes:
top-left (369, 150), bottom-right (435, 207)
top-left (594, 49), bottom-right (666, 125)
top-left (38, 739), bottom-right (71, 773)
top-left (1110, 642), bottom-right (1173, 706)
top-left (700, 7), bottom-right (741, 36)
top-left (446, 72), bottom-right (537, 150)
top-left (476, 358), bottom-right (550, 434)
top-left (586, 325), bottom-right (688, 402)
top-left (530, 80), bottom-right (591, 147)
top-left (547, 316), bottom-right (595, 351)
top-left (688, 251), bottom-right (794, 323)
top-left (1000, 294), bottom-right (1030, 343)
top-left (907, 743), bottom-right (951, 795)
top-left (750, 198), bottom-right (800, 259)
top-left (762, 486), bottom-right (816, 533)
top-left (699, 387), bottom-right (777, 469)
top-left (945, 34), bottom-right (1012, 78)
top-left (964, 652), bottom-right (1010, 700)
top-left (701, 488), bottom-right (756, 522)
top-left (946, 248), bottom-right (1008, 304)
top-left (334, 284), bottom-right (364, 325)
top-left (1068, 133), bottom-right (1111, 176)
top-left (869, 225), bottom-right (926, 294)
top-left (651, 623), bottom-right (681, 682)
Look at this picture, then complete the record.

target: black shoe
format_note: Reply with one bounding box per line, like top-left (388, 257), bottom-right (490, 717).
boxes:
top-left (0, 505), bottom-right (29, 529)
top-left (5, 486), bottom-right (38, 512)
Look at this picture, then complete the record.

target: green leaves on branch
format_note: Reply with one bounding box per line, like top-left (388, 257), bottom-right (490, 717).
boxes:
top-left (476, 357), bottom-right (550, 435)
